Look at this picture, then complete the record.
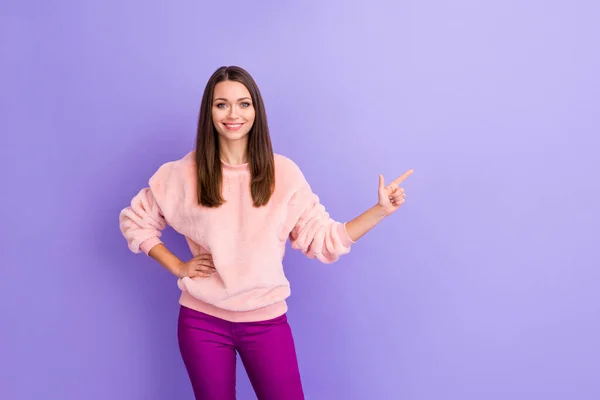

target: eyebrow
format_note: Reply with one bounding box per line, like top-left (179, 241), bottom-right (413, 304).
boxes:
top-left (213, 97), bottom-right (251, 102)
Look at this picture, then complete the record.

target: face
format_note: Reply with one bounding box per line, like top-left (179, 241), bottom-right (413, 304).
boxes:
top-left (212, 80), bottom-right (255, 142)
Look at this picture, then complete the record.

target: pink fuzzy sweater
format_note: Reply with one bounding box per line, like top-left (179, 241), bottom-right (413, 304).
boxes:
top-left (119, 151), bottom-right (354, 322)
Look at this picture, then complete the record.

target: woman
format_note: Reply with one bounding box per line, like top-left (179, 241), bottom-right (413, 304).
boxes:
top-left (119, 65), bottom-right (413, 400)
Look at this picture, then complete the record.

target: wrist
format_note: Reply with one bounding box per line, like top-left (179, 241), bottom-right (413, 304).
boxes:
top-left (173, 261), bottom-right (185, 279)
top-left (374, 203), bottom-right (389, 218)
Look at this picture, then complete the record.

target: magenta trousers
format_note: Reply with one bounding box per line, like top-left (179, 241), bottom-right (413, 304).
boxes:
top-left (177, 305), bottom-right (305, 400)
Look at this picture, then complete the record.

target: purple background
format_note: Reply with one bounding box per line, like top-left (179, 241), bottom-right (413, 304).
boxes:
top-left (2, 1), bottom-right (599, 399)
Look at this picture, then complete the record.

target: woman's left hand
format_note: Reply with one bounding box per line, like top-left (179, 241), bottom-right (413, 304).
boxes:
top-left (378, 169), bottom-right (414, 217)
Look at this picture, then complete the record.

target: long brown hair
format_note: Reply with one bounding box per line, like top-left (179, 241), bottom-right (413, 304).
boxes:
top-left (195, 66), bottom-right (275, 208)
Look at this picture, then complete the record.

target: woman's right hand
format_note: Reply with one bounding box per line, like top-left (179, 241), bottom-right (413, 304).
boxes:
top-left (177, 254), bottom-right (216, 279)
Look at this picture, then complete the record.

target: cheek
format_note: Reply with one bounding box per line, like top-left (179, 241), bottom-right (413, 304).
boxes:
top-left (246, 109), bottom-right (256, 123)
top-left (212, 108), bottom-right (223, 122)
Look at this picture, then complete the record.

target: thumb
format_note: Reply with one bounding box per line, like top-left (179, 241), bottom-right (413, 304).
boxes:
top-left (379, 174), bottom-right (385, 190)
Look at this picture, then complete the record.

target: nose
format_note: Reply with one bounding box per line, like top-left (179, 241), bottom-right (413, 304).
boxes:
top-left (227, 105), bottom-right (239, 119)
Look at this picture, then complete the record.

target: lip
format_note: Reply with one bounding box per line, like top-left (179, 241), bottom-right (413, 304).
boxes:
top-left (223, 122), bottom-right (244, 131)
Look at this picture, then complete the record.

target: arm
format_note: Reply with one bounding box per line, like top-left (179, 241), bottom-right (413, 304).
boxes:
top-left (119, 186), bottom-right (215, 279)
top-left (286, 158), bottom-right (413, 262)
top-left (346, 171), bottom-right (414, 241)
top-left (117, 160), bottom-right (187, 277)
top-left (344, 204), bottom-right (388, 242)
top-left (119, 186), bottom-right (182, 277)
top-left (288, 185), bottom-right (355, 264)
top-left (318, 170), bottom-right (415, 244)
top-left (119, 187), bottom-right (167, 254)
top-left (147, 243), bottom-right (185, 278)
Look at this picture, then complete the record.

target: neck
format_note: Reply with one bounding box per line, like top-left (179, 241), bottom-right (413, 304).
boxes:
top-left (218, 138), bottom-right (249, 165)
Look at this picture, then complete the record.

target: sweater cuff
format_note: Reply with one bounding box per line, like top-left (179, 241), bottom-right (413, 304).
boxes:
top-left (339, 222), bottom-right (356, 246)
top-left (140, 237), bottom-right (163, 255)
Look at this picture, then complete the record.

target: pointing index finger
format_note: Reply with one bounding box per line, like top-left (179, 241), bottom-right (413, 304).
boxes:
top-left (391, 169), bottom-right (414, 186)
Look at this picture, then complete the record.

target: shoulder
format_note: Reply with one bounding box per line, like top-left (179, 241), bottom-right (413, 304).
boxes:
top-left (148, 151), bottom-right (196, 190)
top-left (274, 153), bottom-right (305, 180)
top-left (273, 153), bottom-right (312, 197)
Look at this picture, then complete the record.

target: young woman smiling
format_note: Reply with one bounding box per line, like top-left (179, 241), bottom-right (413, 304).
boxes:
top-left (119, 65), bottom-right (413, 400)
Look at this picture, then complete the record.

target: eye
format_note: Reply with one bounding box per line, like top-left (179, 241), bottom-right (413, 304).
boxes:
top-left (240, 102), bottom-right (252, 108)
top-left (215, 103), bottom-right (227, 109)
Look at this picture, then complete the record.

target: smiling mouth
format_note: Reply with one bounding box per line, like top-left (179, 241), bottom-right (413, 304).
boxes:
top-left (223, 123), bottom-right (244, 131)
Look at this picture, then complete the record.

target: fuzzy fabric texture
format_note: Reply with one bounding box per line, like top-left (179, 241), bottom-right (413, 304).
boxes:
top-left (119, 151), bottom-right (354, 322)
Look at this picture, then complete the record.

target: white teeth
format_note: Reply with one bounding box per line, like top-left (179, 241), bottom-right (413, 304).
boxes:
top-left (226, 124), bottom-right (242, 128)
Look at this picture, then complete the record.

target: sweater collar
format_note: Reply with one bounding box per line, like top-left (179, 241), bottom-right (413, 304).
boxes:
top-left (220, 159), bottom-right (249, 175)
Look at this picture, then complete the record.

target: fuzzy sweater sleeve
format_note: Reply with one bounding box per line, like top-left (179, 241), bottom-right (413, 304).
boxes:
top-left (119, 164), bottom-right (172, 255)
top-left (288, 178), bottom-right (355, 264)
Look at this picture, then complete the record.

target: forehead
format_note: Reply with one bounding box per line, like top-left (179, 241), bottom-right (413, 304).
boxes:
top-left (213, 80), bottom-right (251, 99)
